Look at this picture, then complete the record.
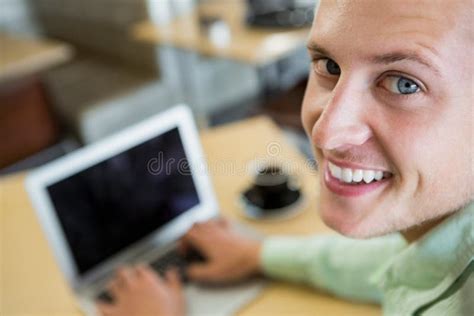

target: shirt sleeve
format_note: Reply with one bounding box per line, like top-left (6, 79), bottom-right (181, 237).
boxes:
top-left (260, 233), bottom-right (407, 304)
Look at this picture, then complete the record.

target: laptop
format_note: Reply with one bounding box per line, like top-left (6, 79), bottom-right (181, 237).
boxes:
top-left (26, 104), bottom-right (265, 316)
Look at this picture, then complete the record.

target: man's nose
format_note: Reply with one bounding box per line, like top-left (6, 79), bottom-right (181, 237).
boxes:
top-left (312, 81), bottom-right (372, 151)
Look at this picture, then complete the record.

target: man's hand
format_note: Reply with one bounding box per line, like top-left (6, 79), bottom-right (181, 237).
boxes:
top-left (97, 265), bottom-right (184, 316)
top-left (181, 219), bottom-right (262, 283)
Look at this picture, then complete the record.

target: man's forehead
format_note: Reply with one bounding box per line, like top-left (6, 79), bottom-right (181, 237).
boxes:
top-left (308, 0), bottom-right (470, 67)
top-left (316, 0), bottom-right (462, 24)
top-left (312, 0), bottom-right (461, 42)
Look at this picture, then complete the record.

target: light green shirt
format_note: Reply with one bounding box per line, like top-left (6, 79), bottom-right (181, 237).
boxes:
top-left (261, 202), bottom-right (473, 315)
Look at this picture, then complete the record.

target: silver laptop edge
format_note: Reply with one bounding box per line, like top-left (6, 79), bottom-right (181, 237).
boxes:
top-left (25, 104), bottom-right (219, 297)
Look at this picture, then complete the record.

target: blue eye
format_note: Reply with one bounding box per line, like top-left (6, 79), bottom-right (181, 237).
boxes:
top-left (314, 58), bottom-right (341, 76)
top-left (381, 75), bottom-right (420, 95)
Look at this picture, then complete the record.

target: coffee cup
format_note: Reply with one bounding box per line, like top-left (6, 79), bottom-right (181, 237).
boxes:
top-left (241, 163), bottom-right (302, 213)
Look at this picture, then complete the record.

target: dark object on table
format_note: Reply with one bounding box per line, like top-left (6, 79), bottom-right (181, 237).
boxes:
top-left (246, 0), bottom-right (315, 28)
top-left (240, 164), bottom-right (304, 219)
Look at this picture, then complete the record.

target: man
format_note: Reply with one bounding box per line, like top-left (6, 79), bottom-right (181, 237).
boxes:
top-left (98, 0), bottom-right (473, 315)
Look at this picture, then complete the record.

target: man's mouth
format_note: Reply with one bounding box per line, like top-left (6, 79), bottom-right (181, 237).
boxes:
top-left (324, 161), bottom-right (393, 197)
top-left (328, 161), bottom-right (392, 184)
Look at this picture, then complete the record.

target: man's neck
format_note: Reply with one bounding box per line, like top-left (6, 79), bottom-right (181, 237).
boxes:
top-left (401, 215), bottom-right (450, 244)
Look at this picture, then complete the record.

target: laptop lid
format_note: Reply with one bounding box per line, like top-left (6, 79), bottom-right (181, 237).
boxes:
top-left (26, 104), bottom-right (218, 291)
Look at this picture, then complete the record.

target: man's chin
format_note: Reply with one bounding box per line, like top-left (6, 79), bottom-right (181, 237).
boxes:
top-left (317, 179), bottom-right (399, 238)
top-left (318, 198), bottom-right (383, 239)
top-left (320, 207), bottom-right (361, 238)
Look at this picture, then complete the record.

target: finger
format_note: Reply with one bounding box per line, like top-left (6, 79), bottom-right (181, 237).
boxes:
top-left (165, 268), bottom-right (182, 292)
top-left (135, 263), bottom-right (162, 284)
top-left (200, 219), bottom-right (220, 230)
top-left (182, 227), bottom-right (211, 251)
top-left (116, 266), bottom-right (134, 287)
top-left (200, 220), bottom-right (228, 236)
top-left (217, 217), bottom-right (231, 228)
top-left (177, 238), bottom-right (190, 255)
top-left (191, 220), bottom-right (215, 231)
top-left (96, 302), bottom-right (115, 316)
top-left (135, 263), bottom-right (151, 275)
top-left (106, 278), bottom-right (121, 297)
top-left (186, 263), bottom-right (220, 282)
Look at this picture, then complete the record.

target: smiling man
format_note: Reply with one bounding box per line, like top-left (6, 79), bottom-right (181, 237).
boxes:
top-left (304, 0), bottom-right (473, 241)
top-left (98, 0), bottom-right (473, 315)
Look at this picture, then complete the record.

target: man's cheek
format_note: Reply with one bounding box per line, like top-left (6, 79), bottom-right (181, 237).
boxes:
top-left (301, 100), bottom-right (322, 139)
top-left (301, 103), bottom-right (313, 137)
top-left (301, 74), bottom-right (323, 136)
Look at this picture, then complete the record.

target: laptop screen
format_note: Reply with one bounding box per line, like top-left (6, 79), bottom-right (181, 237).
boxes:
top-left (46, 127), bottom-right (200, 275)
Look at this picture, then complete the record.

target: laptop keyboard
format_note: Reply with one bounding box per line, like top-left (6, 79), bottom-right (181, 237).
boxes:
top-left (150, 248), bottom-right (193, 280)
top-left (96, 248), bottom-right (205, 303)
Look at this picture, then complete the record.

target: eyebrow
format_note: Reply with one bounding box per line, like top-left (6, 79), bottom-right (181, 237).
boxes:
top-left (371, 51), bottom-right (441, 76)
top-left (306, 42), bottom-right (332, 58)
top-left (307, 42), bottom-right (441, 75)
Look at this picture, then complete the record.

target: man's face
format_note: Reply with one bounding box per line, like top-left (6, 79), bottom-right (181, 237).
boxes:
top-left (302, 0), bottom-right (473, 238)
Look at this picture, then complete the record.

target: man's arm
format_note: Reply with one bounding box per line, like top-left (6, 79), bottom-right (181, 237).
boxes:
top-left (182, 220), bottom-right (406, 304)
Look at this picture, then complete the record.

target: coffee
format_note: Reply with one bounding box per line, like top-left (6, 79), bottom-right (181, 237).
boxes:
top-left (243, 164), bottom-right (300, 211)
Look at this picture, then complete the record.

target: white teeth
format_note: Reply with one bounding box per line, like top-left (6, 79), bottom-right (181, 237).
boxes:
top-left (352, 169), bottom-right (363, 182)
top-left (328, 162), bottom-right (388, 184)
top-left (363, 170), bottom-right (375, 183)
top-left (341, 168), bottom-right (353, 183)
top-left (374, 171), bottom-right (383, 181)
top-left (329, 162), bottom-right (342, 180)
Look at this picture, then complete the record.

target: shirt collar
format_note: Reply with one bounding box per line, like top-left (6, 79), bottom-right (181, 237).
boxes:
top-left (373, 201), bottom-right (474, 290)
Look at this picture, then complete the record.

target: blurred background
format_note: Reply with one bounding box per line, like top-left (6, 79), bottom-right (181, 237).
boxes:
top-left (0, 0), bottom-right (316, 175)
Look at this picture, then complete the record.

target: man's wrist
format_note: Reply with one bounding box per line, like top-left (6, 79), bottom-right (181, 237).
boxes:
top-left (245, 240), bottom-right (263, 275)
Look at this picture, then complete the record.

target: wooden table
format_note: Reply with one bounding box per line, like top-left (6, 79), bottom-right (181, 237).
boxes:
top-left (132, 0), bottom-right (310, 66)
top-left (0, 32), bottom-right (72, 83)
top-left (0, 117), bottom-right (381, 315)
